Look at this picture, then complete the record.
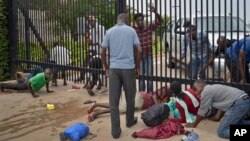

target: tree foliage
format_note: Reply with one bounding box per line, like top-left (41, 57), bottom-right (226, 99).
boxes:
top-left (0, 0), bottom-right (9, 80)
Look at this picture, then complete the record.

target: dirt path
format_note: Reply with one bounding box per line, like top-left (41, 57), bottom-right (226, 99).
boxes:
top-left (0, 80), bottom-right (227, 141)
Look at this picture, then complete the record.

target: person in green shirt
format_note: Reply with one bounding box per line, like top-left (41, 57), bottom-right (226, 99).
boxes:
top-left (0, 68), bottom-right (54, 98)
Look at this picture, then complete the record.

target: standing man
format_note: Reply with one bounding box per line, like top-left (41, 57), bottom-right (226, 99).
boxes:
top-left (75, 15), bottom-right (105, 88)
top-left (186, 80), bottom-right (250, 139)
top-left (101, 13), bottom-right (142, 138)
top-left (133, 3), bottom-right (163, 92)
top-left (181, 25), bottom-right (211, 79)
top-left (50, 42), bottom-right (72, 86)
top-left (217, 36), bottom-right (250, 83)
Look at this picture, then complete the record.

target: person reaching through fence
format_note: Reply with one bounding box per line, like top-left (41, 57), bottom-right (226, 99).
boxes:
top-left (133, 3), bottom-right (163, 92)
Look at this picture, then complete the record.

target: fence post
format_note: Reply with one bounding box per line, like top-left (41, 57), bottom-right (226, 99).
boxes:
top-left (8, 0), bottom-right (18, 79)
top-left (115, 0), bottom-right (126, 18)
top-left (24, 0), bottom-right (31, 69)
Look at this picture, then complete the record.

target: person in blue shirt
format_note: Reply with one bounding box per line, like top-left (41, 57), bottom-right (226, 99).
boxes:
top-left (217, 36), bottom-right (250, 83)
top-left (101, 13), bottom-right (142, 138)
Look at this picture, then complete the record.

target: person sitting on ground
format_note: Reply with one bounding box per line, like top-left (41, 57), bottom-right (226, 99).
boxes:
top-left (168, 81), bottom-right (200, 123)
top-left (85, 86), bottom-right (172, 122)
top-left (0, 68), bottom-right (54, 98)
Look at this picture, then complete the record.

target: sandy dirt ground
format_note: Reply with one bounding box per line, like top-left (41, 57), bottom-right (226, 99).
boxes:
top-left (0, 80), bottom-right (228, 141)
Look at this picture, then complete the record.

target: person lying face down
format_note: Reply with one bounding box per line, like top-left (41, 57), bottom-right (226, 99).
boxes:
top-left (0, 68), bottom-right (54, 98)
top-left (167, 81), bottom-right (200, 123)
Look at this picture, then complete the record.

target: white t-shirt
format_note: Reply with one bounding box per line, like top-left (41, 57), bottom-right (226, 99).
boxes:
top-left (88, 22), bottom-right (105, 52)
top-left (50, 45), bottom-right (72, 65)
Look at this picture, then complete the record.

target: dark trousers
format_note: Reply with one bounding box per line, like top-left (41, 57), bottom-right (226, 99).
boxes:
top-left (226, 56), bottom-right (250, 83)
top-left (88, 57), bottom-right (102, 88)
top-left (75, 49), bottom-right (98, 82)
top-left (52, 67), bottom-right (67, 85)
top-left (2, 79), bottom-right (28, 91)
top-left (109, 69), bottom-right (136, 136)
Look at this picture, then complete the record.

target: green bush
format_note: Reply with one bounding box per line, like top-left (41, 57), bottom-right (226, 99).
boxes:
top-left (0, 0), bottom-right (9, 80)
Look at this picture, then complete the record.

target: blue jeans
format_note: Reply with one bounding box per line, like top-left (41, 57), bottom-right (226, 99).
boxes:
top-left (139, 55), bottom-right (153, 92)
top-left (217, 96), bottom-right (250, 139)
top-left (190, 56), bottom-right (208, 79)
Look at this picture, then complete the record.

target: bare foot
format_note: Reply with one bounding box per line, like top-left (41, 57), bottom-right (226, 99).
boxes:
top-left (87, 102), bottom-right (97, 113)
top-left (88, 112), bottom-right (98, 122)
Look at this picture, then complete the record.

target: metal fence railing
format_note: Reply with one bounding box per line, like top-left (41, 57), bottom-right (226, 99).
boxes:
top-left (8, 0), bottom-right (250, 93)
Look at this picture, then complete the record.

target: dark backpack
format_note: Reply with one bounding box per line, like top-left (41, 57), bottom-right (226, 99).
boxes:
top-left (141, 103), bottom-right (170, 127)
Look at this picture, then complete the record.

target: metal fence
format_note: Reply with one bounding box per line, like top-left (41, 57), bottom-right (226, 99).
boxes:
top-left (8, 0), bottom-right (250, 92)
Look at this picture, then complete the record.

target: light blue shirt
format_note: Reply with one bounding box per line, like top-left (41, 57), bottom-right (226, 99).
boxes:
top-left (182, 32), bottom-right (211, 60)
top-left (101, 23), bottom-right (140, 69)
top-left (226, 37), bottom-right (250, 62)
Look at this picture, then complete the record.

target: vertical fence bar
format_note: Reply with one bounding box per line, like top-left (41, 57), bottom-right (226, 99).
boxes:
top-left (223, 0), bottom-right (227, 83)
top-left (24, 0), bottom-right (30, 69)
top-left (116, 0), bottom-right (126, 17)
top-left (8, 0), bottom-right (18, 79)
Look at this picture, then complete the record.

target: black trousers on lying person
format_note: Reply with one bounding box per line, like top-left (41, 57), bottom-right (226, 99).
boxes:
top-left (1, 78), bottom-right (28, 91)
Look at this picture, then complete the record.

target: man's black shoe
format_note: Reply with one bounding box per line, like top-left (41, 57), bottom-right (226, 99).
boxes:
top-left (127, 117), bottom-right (138, 127)
top-left (112, 128), bottom-right (121, 139)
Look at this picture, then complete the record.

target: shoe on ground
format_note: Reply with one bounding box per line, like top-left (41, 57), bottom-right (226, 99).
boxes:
top-left (112, 128), bottom-right (121, 139)
top-left (126, 117), bottom-right (138, 127)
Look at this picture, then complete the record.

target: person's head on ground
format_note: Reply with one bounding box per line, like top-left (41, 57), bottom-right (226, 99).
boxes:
top-left (117, 13), bottom-right (129, 25)
top-left (134, 13), bottom-right (144, 27)
top-left (187, 25), bottom-right (197, 39)
top-left (44, 68), bottom-right (52, 79)
top-left (170, 81), bottom-right (185, 99)
top-left (217, 36), bottom-right (229, 49)
top-left (193, 79), bottom-right (206, 96)
top-left (88, 15), bottom-right (97, 28)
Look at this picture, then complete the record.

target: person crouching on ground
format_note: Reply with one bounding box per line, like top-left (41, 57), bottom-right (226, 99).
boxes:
top-left (0, 68), bottom-right (54, 98)
top-left (186, 79), bottom-right (250, 139)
